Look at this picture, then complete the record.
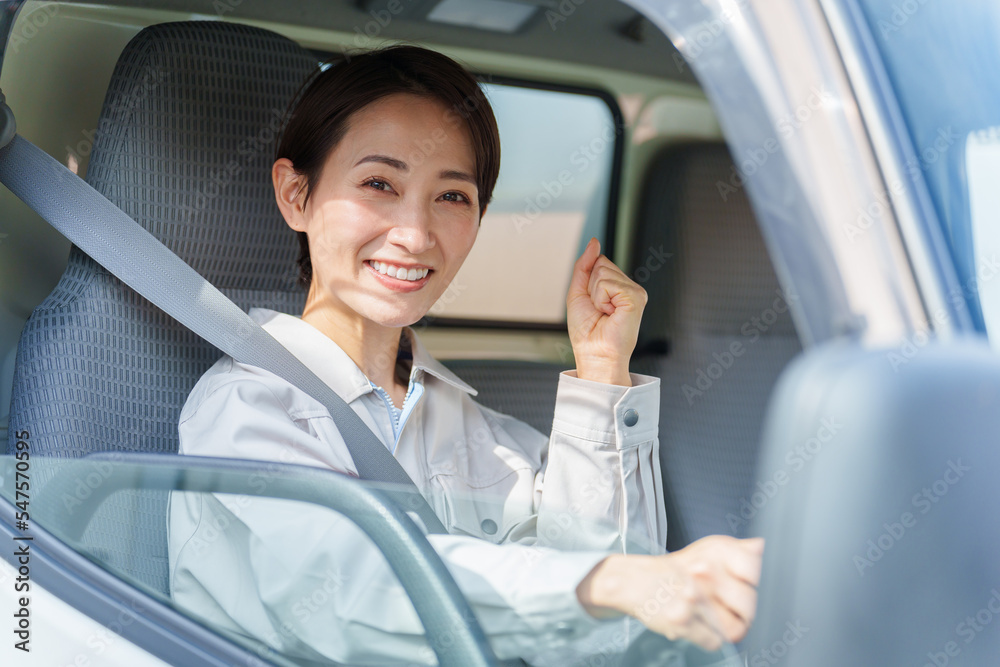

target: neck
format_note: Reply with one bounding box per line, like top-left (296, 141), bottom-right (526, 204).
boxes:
top-left (300, 290), bottom-right (405, 394)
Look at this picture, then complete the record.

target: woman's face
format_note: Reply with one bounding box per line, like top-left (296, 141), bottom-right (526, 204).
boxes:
top-left (277, 93), bottom-right (481, 328)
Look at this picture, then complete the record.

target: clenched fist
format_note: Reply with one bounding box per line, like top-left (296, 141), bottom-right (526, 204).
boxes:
top-left (566, 237), bottom-right (648, 386)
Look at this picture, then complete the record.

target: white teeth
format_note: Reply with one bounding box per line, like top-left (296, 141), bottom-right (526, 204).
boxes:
top-left (370, 261), bottom-right (429, 281)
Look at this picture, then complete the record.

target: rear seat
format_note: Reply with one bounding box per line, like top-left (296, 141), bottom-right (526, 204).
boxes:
top-left (448, 143), bottom-right (802, 552)
top-left (440, 359), bottom-right (569, 436)
top-left (629, 143), bottom-right (802, 550)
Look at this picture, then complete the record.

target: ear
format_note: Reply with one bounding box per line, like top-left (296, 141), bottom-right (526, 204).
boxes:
top-left (272, 158), bottom-right (308, 232)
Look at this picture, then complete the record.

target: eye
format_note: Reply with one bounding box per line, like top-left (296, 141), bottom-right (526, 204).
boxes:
top-left (361, 177), bottom-right (392, 192)
top-left (440, 191), bottom-right (471, 205)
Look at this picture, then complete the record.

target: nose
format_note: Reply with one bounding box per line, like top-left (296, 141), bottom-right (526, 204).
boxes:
top-left (386, 199), bottom-right (435, 255)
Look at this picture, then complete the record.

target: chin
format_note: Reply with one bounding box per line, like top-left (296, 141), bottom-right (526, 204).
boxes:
top-left (364, 303), bottom-right (430, 329)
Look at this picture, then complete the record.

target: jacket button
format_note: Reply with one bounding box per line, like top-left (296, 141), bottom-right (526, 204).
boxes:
top-left (481, 519), bottom-right (498, 535)
top-left (623, 408), bottom-right (639, 427)
top-left (554, 622), bottom-right (575, 637)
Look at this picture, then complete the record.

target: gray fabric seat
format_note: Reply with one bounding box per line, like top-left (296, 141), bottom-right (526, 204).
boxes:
top-left (5, 21), bottom-right (318, 595)
top-left (629, 143), bottom-right (802, 550)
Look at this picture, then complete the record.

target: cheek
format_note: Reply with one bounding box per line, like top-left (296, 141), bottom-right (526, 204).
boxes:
top-left (310, 201), bottom-right (382, 257)
top-left (451, 217), bottom-right (480, 261)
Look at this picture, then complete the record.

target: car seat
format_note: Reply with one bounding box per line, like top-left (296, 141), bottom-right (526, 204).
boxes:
top-left (5, 20), bottom-right (317, 594)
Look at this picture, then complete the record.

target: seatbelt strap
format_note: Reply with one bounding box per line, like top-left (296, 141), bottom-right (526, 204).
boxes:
top-left (0, 132), bottom-right (447, 535)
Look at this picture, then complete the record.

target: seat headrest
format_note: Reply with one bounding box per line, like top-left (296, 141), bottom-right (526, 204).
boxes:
top-left (749, 341), bottom-right (1000, 665)
top-left (84, 21), bottom-right (319, 291)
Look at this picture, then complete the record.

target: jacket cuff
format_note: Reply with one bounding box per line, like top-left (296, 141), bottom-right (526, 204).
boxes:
top-left (516, 548), bottom-right (613, 643)
top-left (552, 371), bottom-right (660, 450)
top-left (428, 535), bottom-right (616, 653)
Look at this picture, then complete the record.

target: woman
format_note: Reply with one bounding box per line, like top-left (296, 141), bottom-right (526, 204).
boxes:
top-left (167, 45), bottom-right (763, 665)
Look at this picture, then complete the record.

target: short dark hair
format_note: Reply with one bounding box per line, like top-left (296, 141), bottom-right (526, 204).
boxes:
top-left (275, 45), bottom-right (501, 287)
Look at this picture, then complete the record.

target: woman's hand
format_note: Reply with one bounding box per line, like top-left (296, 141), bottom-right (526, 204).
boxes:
top-left (566, 237), bottom-right (648, 386)
top-left (576, 536), bottom-right (765, 651)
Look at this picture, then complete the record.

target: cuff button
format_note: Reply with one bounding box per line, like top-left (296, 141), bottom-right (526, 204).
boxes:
top-left (480, 518), bottom-right (498, 535)
top-left (623, 408), bottom-right (639, 427)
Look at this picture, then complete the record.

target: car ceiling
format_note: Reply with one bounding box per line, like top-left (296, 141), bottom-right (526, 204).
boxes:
top-left (58, 0), bottom-right (696, 82)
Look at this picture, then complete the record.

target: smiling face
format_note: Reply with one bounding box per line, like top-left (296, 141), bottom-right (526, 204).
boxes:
top-left (274, 93), bottom-right (481, 330)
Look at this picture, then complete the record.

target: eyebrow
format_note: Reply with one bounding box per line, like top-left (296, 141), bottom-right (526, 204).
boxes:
top-left (354, 154), bottom-right (476, 186)
top-left (439, 169), bottom-right (477, 186)
top-left (354, 154), bottom-right (407, 171)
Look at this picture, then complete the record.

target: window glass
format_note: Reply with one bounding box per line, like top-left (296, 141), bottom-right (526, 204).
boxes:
top-left (964, 130), bottom-right (1000, 342)
top-left (854, 1), bottom-right (1000, 343)
top-left (0, 456), bottom-right (435, 665)
top-left (0, 455), bottom-right (741, 665)
top-left (428, 83), bottom-right (619, 325)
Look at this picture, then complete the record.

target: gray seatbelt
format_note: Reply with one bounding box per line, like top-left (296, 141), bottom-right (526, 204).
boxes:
top-left (0, 130), bottom-right (447, 535)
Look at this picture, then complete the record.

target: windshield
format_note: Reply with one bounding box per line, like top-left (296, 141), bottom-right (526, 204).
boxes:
top-left (853, 0), bottom-right (1000, 343)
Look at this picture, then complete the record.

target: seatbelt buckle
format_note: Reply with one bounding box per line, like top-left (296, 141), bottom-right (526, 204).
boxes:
top-left (0, 88), bottom-right (16, 148)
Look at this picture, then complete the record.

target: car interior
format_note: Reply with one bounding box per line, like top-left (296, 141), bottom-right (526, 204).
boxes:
top-left (0, 0), bottom-right (804, 663)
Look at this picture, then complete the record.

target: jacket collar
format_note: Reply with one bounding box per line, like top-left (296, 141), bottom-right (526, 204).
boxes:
top-left (404, 325), bottom-right (479, 396)
top-left (249, 307), bottom-right (478, 401)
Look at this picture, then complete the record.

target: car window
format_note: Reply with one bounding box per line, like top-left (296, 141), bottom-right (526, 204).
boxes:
top-left (0, 455), bottom-right (728, 666)
top-left (0, 455), bottom-right (437, 666)
top-left (427, 82), bottom-right (620, 326)
top-left (853, 1), bottom-right (1000, 343)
